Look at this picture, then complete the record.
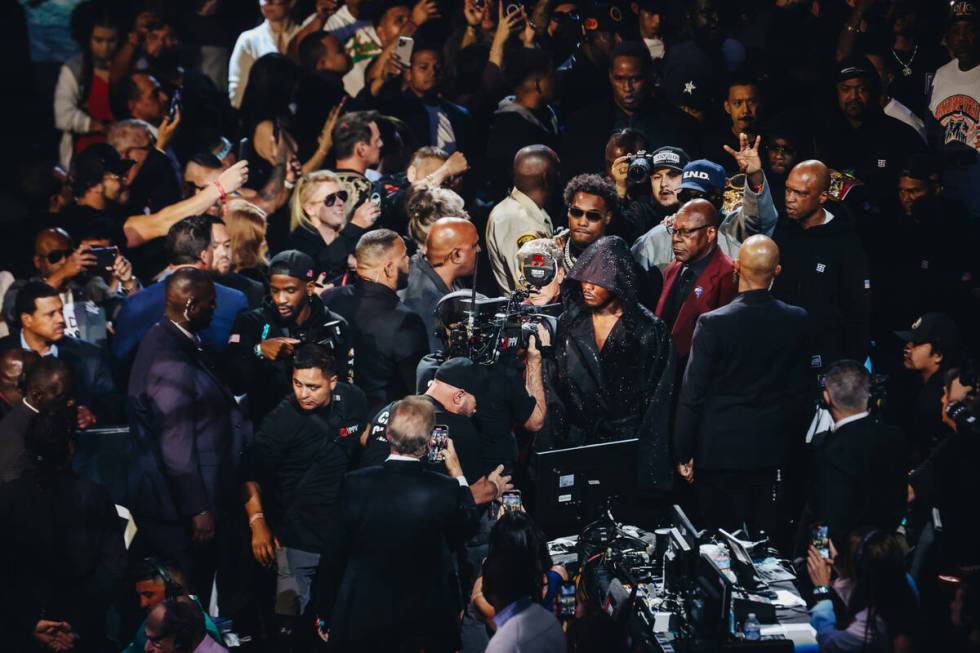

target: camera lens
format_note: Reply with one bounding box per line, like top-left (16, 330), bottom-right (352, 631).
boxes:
top-left (627, 157), bottom-right (652, 183)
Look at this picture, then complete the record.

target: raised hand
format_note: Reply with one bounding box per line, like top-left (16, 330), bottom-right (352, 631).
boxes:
top-left (218, 159), bottom-right (249, 194)
top-left (723, 132), bottom-right (763, 177)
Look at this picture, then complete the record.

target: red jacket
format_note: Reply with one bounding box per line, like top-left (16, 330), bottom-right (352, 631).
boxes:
top-left (656, 246), bottom-right (737, 358)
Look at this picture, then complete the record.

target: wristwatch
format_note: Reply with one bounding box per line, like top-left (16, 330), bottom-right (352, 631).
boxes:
top-left (813, 585), bottom-right (831, 597)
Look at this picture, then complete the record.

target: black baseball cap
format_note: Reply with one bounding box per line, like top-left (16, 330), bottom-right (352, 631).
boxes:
top-left (582, 2), bottom-right (627, 34)
top-left (837, 56), bottom-right (876, 84)
top-left (651, 146), bottom-right (690, 173)
top-left (269, 250), bottom-right (316, 281)
top-left (895, 313), bottom-right (961, 350)
top-left (434, 357), bottom-right (487, 397)
top-left (898, 154), bottom-right (941, 182)
top-left (70, 143), bottom-right (135, 195)
top-left (949, 1), bottom-right (979, 25)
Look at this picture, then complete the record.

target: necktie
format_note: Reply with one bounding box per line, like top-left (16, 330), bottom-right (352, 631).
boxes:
top-left (663, 266), bottom-right (694, 327)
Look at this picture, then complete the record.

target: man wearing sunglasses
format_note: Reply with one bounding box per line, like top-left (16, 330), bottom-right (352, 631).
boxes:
top-left (555, 173), bottom-right (618, 271)
top-left (2, 227), bottom-right (137, 348)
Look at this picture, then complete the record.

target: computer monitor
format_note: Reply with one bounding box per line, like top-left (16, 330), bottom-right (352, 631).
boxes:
top-left (531, 438), bottom-right (639, 538)
top-left (672, 504), bottom-right (700, 550)
top-left (719, 528), bottom-right (762, 589)
top-left (695, 552), bottom-right (735, 640)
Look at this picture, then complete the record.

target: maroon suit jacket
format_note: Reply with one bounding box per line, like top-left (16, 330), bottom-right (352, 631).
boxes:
top-left (655, 246), bottom-right (737, 358)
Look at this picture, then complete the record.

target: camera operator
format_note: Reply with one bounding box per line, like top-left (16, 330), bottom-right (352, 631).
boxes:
top-left (362, 357), bottom-right (485, 484)
top-left (609, 142), bottom-right (690, 243)
top-left (227, 250), bottom-right (352, 423)
top-left (242, 344), bottom-right (367, 647)
top-left (552, 235), bottom-right (676, 492)
top-left (908, 363), bottom-right (980, 572)
top-left (801, 360), bottom-right (908, 554)
top-left (416, 291), bottom-right (549, 479)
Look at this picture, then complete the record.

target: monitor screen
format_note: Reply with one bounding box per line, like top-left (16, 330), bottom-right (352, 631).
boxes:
top-left (531, 438), bottom-right (639, 538)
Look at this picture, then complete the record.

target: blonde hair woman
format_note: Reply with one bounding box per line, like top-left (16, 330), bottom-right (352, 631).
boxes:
top-left (225, 199), bottom-right (269, 283)
top-left (288, 170), bottom-right (380, 283)
top-left (405, 185), bottom-right (470, 253)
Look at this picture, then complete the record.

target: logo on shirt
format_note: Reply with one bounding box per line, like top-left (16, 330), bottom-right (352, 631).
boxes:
top-left (934, 94), bottom-right (980, 150)
top-left (815, 263), bottom-right (827, 273)
top-left (516, 233), bottom-right (539, 249)
top-left (228, 333), bottom-right (240, 343)
top-left (876, 159), bottom-right (887, 168)
top-left (338, 423), bottom-right (361, 438)
top-left (864, 279), bottom-right (871, 289)
top-left (694, 286), bottom-right (703, 299)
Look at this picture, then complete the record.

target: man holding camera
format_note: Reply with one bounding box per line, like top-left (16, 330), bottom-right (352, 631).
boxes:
top-left (242, 343), bottom-right (367, 648)
top-left (362, 357), bottom-right (485, 484)
top-left (227, 250), bottom-right (352, 423)
top-left (631, 136), bottom-right (778, 271)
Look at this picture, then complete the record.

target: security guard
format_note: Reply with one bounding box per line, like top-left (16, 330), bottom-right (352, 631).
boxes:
top-left (322, 229), bottom-right (429, 414)
top-left (242, 343), bottom-right (368, 647)
top-left (226, 250), bottom-right (352, 422)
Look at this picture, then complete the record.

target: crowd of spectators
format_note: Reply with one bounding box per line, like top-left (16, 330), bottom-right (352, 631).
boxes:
top-left (1, 0), bottom-right (979, 651)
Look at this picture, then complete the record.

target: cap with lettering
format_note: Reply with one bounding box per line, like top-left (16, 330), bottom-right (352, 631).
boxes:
top-left (949, 1), bottom-right (978, 24)
top-left (269, 250), bottom-right (316, 281)
top-left (679, 159), bottom-right (726, 194)
top-left (651, 146), bottom-right (690, 173)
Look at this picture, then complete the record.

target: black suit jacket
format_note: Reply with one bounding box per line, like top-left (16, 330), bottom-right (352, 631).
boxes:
top-left (126, 321), bottom-right (251, 521)
top-left (674, 290), bottom-right (812, 470)
top-left (0, 333), bottom-right (121, 424)
top-left (322, 278), bottom-right (429, 414)
top-left (809, 416), bottom-right (908, 549)
top-left (319, 460), bottom-right (480, 649)
top-left (374, 82), bottom-right (471, 154)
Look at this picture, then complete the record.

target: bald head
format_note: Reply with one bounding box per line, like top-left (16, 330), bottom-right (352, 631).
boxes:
top-left (785, 160), bottom-right (831, 227)
top-left (164, 268), bottom-right (216, 332)
top-left (426, 217), bottom-right (480, 280)
top-left (671, 199), bottom-right (720, 263)
top-left (513, 145), bottom-right (559, 201)
top-left (736, 235), bottom-right (781, 290)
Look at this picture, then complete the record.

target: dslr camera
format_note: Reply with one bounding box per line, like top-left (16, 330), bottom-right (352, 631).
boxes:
top-left (625, 150), bottom-right (655, 184)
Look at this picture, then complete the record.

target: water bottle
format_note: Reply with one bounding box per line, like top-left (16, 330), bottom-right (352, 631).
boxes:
top-left (744, 613), bottom-right (761, 641)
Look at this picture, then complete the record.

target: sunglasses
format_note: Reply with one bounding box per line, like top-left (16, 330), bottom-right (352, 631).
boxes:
top-left (323, 190), bottom-right (349, 207)
top-left (568, 206), bottom-right (605, 222)
top-left (46, 249), bottom-right (72, 264)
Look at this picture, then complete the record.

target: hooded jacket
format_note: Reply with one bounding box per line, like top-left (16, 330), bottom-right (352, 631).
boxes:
top-left (552, 236), bottom-right (677, 492)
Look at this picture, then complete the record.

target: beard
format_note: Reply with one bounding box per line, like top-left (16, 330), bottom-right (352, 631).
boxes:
top-left (396, 268), bottom-right (409, 291)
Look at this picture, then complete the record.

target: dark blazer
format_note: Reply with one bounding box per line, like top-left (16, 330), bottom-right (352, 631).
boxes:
top-left (319, 459), bottom-right (480, 650)
top-left (0, 333), bottom-right (121, 424)
top-left (400, 252), bottom-right (456, 353)
top-left (655, 246), bottom-right (737, 359)
top-left (674, 290), bottom-right (812, 471)
top-left (374, 82), bottom-right (471, 155)
top-left (111, 275), bottom-right (248, 362)
top-left (0, 469), bottom-right (126, 649)
top-left (126, 320), bottom-right (251, 520)
top-left (322, 278), bottom-right (429, 414)
top-left (809, 416), bottom-right (908, 549)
